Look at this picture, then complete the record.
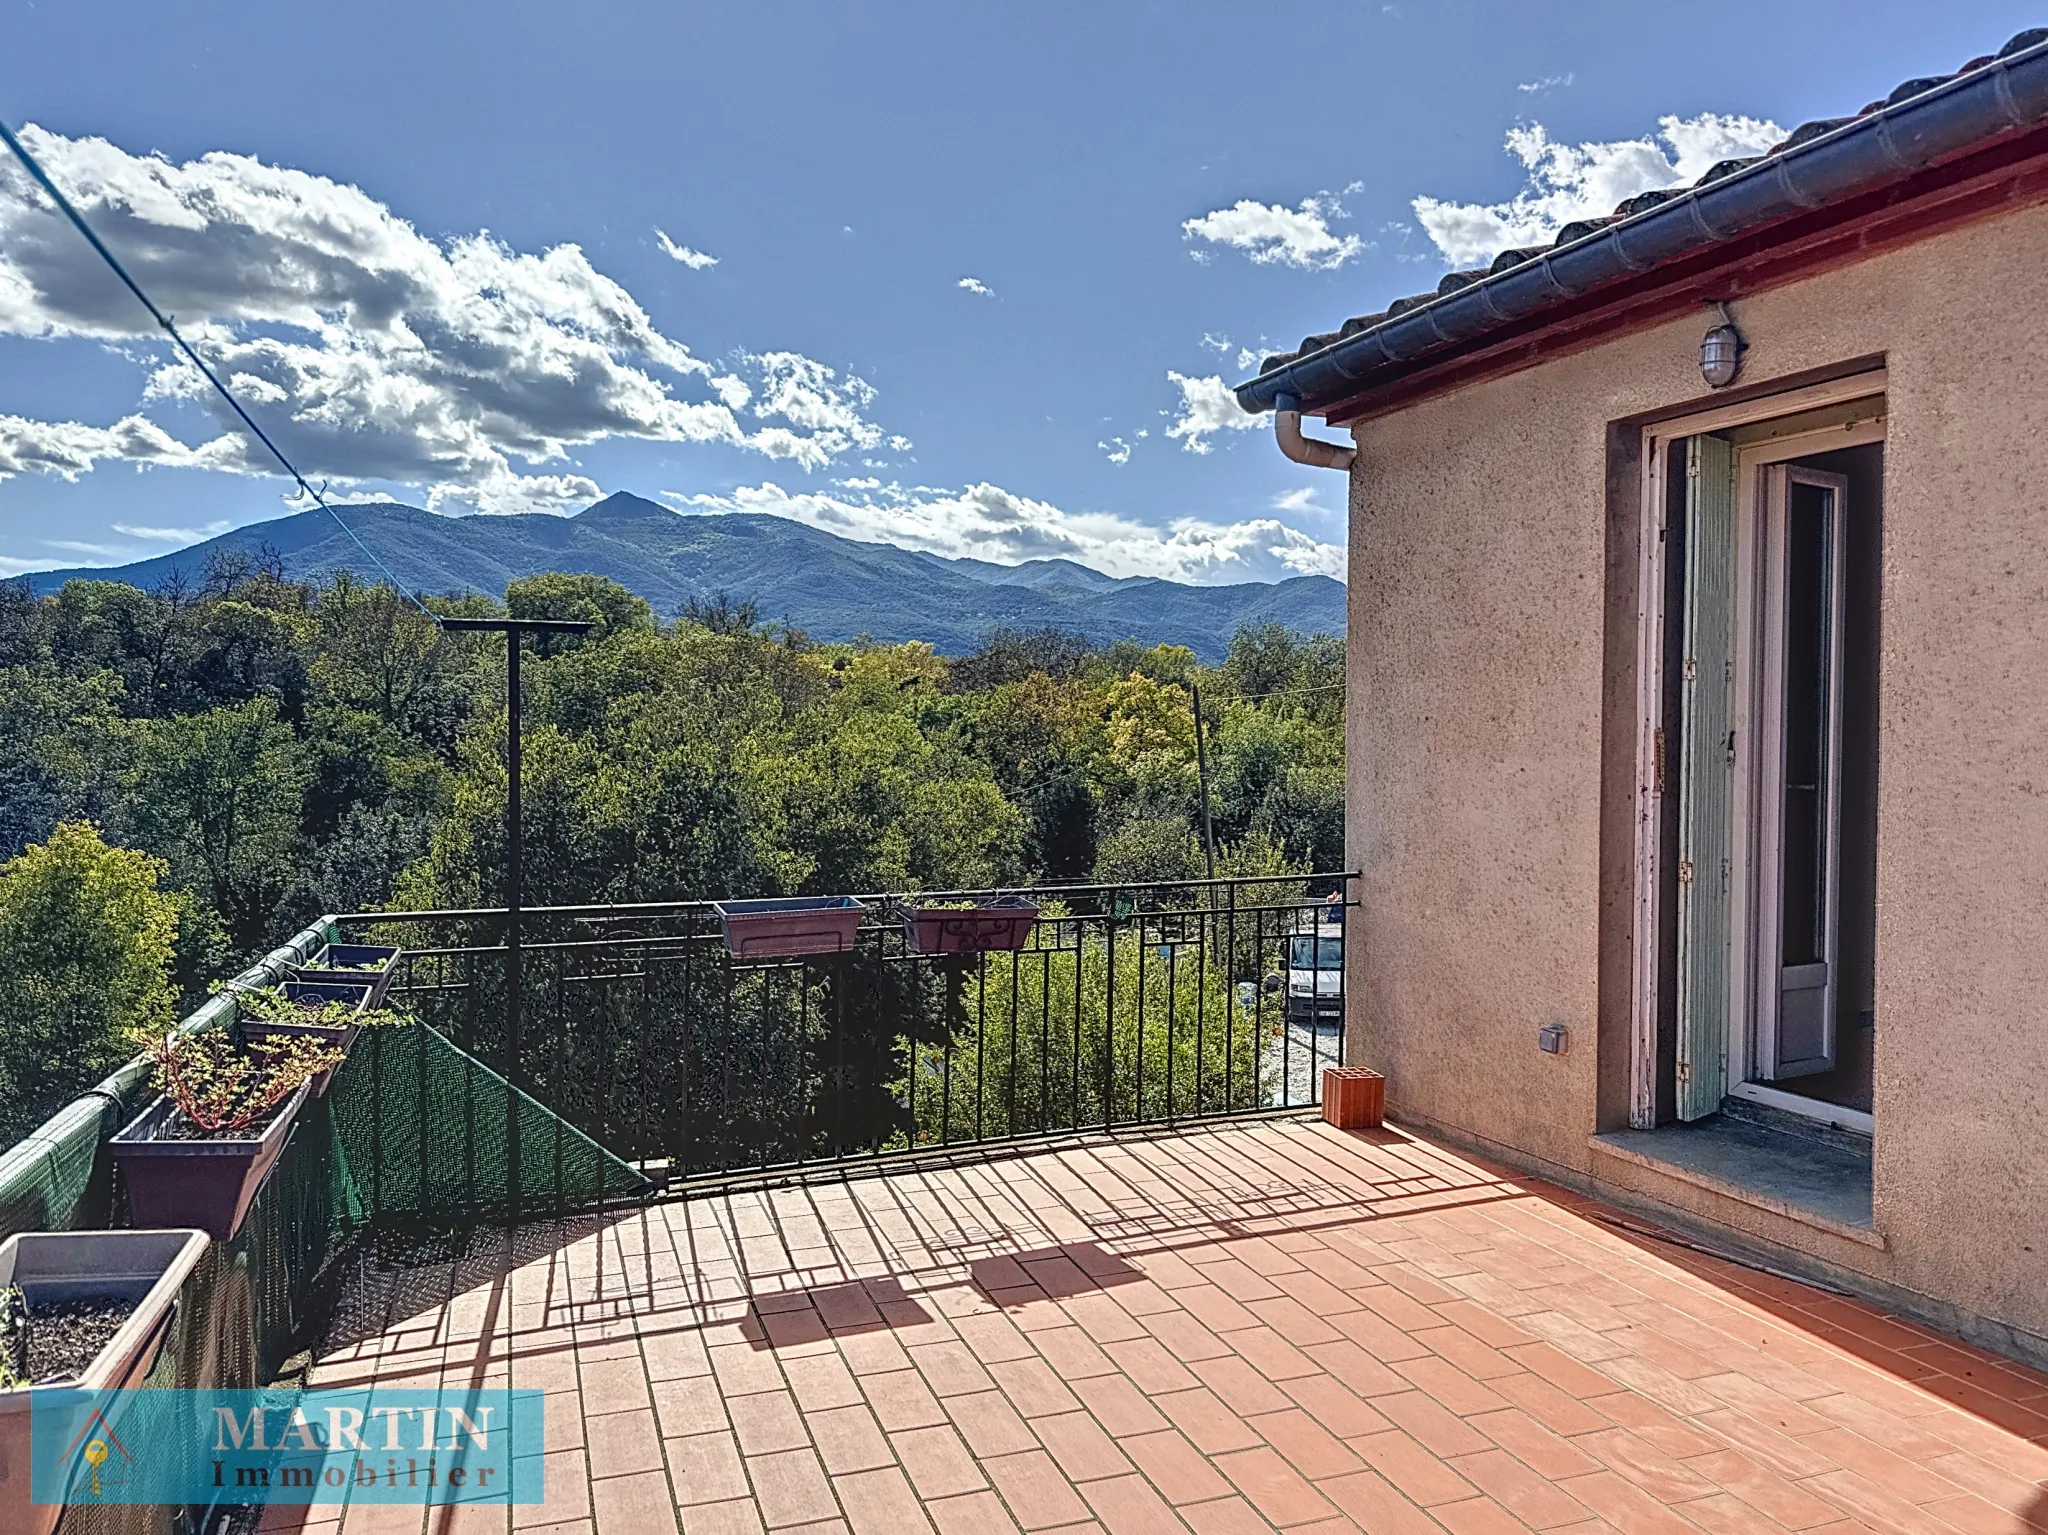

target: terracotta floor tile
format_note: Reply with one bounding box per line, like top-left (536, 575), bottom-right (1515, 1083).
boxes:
top-left (785, 1356), bottom-right (867, 1414)
top-left (1211, 1446), bottom-right (1337, 1526)
top-left (1246, 1408), bottom-right (1365, 1480)
top-left (1228, 1327), bottom-right (1321, 1384)
top-left (1351, 1428), bottom-right (1480, 1507)
top-left (892, 1426), bottom-right (988, 1500)
top-left (1190, 1356), bottom-right (1294, 1416)
top-left (681, 1499), bottom-right (767, 1535)
top-left (1449, 1447), bottom-right (1596, 1530)
top-left (1034, 1410), bottom-right (1135, 1482)
top-left (1101, 1339), bottom-right (1201, 1398)
top-left (914, 1343), bottom-right (1002, 1400)
top-left (928, 1490), bottom-right (1024, 1535)
top-left (587, 1407), bottom-right (667, 1480)
top-left (805, 1405), bottom-right (896, 1476)
top-left (1575, 1428), bottom-right (1720, 1506)
top-left (1317, 1470), bottom-right (1444, 1535)
top-left (1681, 1448), bottom-right (1846, 1530)
top-left (1281, 1375), bottom-right (1392, 1441)
top-left (984, 1450), bottom-right (1093, 1530)
top-left (1433, 1494), bottom-right (1543, 1535)
top-left (729, 1394), bottom-right (813, 1458)
top-left (749, 1448), bottom-right (840, 1529)
top-left (1120, 1429), bottom-right (1232, 1505)
top-left (1802, 1468), bottom-right (1960, 1535)
top-left (591, 1469), bottom-right (682, 1534)
top-left (1553, 1471), bottom-right (1703, 1535)
top-left (1032, 1328), bottom-right (1122, 1382)
top-left (669, 1431), bottom-right (751, 1507)
top-left (1373, 1390), bottom-right (1493, 1457)
top-left (835, 1466), bottom-right (938, 1535)
top-left (1178, 1496), bottom-right (1281, 1535)
top-left (866, 1370), bottom-right (951, 1433)
top-left (994, 1359), bottom-right (1088, 1419)
top-left (1073, 1372), bottom-right (1172, 1438)
top-left (1079, 1473), bottom-right (1192, 1535)
top-left (1153, 1389), bottom-right (1262, 1457)
top-left (311, 1126), bottom-right (2048, 1535)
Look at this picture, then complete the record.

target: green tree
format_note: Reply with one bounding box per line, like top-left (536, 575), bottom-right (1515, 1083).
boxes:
top-left (0, 822), bottom-right (179, 1139)
top-left (122, 699), bottom-right (309, 948)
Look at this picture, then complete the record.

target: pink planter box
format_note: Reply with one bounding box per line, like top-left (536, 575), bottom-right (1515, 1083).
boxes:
top-left (904, 898), bottom-right (1040, 955)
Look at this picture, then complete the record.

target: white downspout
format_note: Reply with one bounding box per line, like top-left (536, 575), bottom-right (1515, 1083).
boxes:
top-left (1273, 392), bottom-right (1355, 471)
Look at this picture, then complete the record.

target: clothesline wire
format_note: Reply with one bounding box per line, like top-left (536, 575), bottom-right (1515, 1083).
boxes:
top-left (0, 116), bottom-right (438, 620)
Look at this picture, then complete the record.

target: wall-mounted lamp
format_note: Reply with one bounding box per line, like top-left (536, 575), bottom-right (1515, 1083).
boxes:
top-left (1700, 302), bottom-right (1747, 388)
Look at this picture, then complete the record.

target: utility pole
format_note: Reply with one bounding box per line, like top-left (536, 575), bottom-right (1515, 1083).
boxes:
top-left (441, 616), bottom-right (591, 1213)
top-left (1190, 682), bottom-right (1218, 882)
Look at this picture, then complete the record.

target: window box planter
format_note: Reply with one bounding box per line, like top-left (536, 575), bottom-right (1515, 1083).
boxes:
top-left (713, 897), bottom-right (867, 959)
top-left (292, 943), bottom-right (401, 1007)
top-left (240, 980), bottom-right (373, 1096)
top-left (0, 1229), bottom-right (211, 1535)
top-left (108, 1082), bottom-right (311, 1242)
top-left (903, 897), bottom-right (1040, 955)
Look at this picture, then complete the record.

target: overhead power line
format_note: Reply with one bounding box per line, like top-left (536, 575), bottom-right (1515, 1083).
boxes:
top-left (0, 117), bottom-right (436, 620)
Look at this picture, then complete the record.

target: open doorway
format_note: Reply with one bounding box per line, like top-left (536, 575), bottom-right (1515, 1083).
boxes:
top-left (1648, 402), bottom-right (1881, 1130)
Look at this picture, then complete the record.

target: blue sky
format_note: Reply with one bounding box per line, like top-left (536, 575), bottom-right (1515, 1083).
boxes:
top-left (0, 1), bottom-right (2036, 584)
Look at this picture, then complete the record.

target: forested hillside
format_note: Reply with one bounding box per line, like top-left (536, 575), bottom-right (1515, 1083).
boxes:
top-left (0, 551), bottom-right (1343, 1133)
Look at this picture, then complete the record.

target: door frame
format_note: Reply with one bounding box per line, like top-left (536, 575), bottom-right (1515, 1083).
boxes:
top-left (1626, 374), bottom-right (1886, 1130)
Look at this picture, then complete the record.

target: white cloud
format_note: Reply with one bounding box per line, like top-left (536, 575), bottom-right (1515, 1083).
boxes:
top-left (654, 229), bottom-right (719, 269)
top-left (1271, 486), bottom-right (1326, 516)
top-left (0, 126), bottom-right (886, 513)
top-left (114, 519), bottom-right (233, 541)
top-left (1518, 73), bottom-right (1574, 93)
top-left (1099, 436), bottom-right (1131, 466)
top-left (666, 479), bottom-right (1343, 584)
top-left (1165, 372), bottom-right (1265, 455)
top-left (0, 411), bottom-right (239, 481)
top-left (45, 540), bottom-right (128, 558)
top-left (1182, 194), bottom-right (1367, 270)
top-left (1413, 111), bottom-right (1785, 267)
top-left (957, 277), bottom-right (994, 296)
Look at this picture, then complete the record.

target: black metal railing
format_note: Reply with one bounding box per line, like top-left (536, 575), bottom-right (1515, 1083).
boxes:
top-left (343, 873), bottom-right (1354, 1201)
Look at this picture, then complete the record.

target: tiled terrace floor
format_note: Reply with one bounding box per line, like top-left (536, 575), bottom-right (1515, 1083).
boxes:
top-left (278, 1119), bottom-right (2048, 1535)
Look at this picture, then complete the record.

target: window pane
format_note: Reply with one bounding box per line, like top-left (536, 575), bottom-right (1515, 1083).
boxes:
top-left (1780, 481), bottom-right (1833, 967)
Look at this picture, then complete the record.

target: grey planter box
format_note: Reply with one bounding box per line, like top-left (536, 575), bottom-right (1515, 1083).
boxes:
top-left (108, 1083), bottom-right (310, 1241)
top-left (713, 897), bottom-right (867, 959)
top-left (0, 1229), bottom-right (210, 1535)
top-left (293, 943), bottom-right (401, 1007)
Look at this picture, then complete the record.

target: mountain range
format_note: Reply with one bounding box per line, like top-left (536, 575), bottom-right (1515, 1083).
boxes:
top-left (23, 494), bottom-right (1345, 659)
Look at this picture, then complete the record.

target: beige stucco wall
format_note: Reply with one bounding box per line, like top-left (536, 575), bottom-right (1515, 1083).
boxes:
top-left (1345, 198), bottom-right (2048, 1346)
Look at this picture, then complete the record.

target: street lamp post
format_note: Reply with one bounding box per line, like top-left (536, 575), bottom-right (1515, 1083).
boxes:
top-left (440, 617), bottom-right (592, 1213)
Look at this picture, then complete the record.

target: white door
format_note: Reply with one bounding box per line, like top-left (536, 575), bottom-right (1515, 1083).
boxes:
top-left (1750, 465), bottom-right (1848, 1080)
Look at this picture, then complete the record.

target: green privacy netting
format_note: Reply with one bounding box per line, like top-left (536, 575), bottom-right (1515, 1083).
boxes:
top-left (0, 916), bottom-right (646, 1535)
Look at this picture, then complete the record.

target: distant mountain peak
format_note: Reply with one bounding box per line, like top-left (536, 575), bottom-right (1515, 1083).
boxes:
top-left (22, 494), bottom-right (1343, 659)
top-left (578, 491), bottom-right (676, 522)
